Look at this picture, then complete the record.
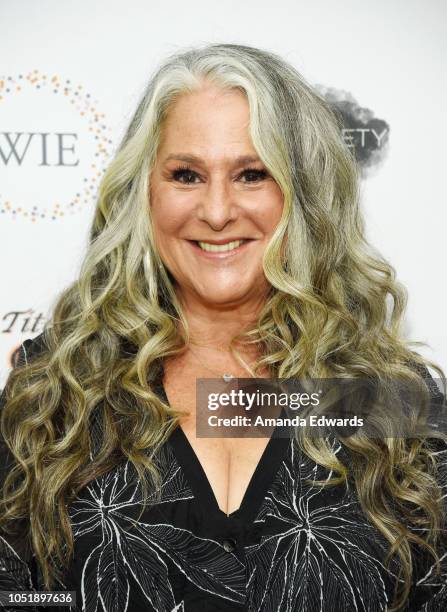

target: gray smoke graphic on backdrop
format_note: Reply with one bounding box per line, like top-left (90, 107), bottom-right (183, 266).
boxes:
top-left (315, 85), bottom-right (390, 177)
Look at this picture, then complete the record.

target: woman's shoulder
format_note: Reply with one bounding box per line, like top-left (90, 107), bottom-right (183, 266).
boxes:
top-left (10, 331), bottom-right (48, 369)
top-left (404, 361), bottom-right (446, 440)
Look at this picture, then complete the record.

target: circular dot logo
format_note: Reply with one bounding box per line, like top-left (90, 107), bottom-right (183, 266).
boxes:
top-left (0, 70), bottom-right (113, 221)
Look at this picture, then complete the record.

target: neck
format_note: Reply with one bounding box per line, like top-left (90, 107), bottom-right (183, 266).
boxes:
top-left (162, 286), bottom-right (272, 379)
top-left (178, 289), bottom-right (267, 351)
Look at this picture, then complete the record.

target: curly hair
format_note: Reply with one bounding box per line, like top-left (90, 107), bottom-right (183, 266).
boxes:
top-left (1, 43), bottom-right (446, 610)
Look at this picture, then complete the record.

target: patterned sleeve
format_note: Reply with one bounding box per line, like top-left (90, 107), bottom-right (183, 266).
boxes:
top-left (0, 337), bottom-right (43, 611)
top-left (407, 366), bottom-right (447, 611)
top-left (409, 438), bottom-right (447, 611)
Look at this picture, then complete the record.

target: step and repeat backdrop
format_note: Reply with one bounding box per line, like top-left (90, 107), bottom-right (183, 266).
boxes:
top-left (1, 0), bottom-right (446, 386)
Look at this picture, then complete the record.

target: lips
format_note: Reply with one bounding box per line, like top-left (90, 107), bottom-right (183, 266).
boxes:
top-left (197, 239), bottom-right (247, 252)
top-left (188, 238), bottom-right (253, 258)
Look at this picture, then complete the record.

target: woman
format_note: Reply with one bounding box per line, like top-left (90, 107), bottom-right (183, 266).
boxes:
top-left (1, 43), bottom-right (446, 612)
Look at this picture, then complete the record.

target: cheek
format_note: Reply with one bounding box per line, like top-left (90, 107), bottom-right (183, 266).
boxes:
top-left (150, 192), bottom-right (189, 239)
top-left (256, 194), bottom-right (284, 233)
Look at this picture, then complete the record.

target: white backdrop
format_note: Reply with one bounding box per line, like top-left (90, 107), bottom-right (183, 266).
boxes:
top-left (1, 0), bottom-right (446, 387)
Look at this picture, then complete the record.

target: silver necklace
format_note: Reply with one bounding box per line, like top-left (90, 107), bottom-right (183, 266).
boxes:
top-left (188, 345), bottom-right (253, 382)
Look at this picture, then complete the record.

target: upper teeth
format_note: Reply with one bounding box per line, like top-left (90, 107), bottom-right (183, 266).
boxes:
top-left (198, 240), bottom-right (245, 252)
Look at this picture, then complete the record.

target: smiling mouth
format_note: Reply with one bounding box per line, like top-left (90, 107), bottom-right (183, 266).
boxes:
top-left (187, 238), bottom-right (253, 257)
top-left (196, 239), bottom-right (247, 252)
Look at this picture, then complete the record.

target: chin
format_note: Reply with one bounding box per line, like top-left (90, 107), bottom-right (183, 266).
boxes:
top-left (196, 285), bottom-right (253, 306)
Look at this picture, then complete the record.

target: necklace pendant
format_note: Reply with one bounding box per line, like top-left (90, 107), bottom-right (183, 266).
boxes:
top-left (223, 373), bottom-right (235, 382)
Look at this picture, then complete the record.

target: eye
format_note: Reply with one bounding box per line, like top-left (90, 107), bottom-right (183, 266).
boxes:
top-left (169, 165), bottom-right (269, 185)
top-left (171, 166), bottom-right (200, 184)
top-left (239, 168), bottom-right (268, 183)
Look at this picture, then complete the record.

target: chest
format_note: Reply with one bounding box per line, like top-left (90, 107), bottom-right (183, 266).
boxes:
top-left (163, 373), bottom-right (273, 516)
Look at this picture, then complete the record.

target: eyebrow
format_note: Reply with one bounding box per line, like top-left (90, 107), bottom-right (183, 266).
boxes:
top-left (163, 153), bottom-right (262, 166)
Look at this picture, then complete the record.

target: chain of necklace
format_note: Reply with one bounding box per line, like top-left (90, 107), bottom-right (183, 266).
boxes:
top-left (187, 344), bottom-right (256, 382)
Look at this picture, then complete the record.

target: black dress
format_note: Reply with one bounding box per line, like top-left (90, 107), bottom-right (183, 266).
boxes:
top-left (0, 335), bottom-right (446, 611)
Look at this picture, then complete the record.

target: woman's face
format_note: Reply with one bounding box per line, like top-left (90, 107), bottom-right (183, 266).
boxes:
top-left (149, 85), bottom-right (284, 307)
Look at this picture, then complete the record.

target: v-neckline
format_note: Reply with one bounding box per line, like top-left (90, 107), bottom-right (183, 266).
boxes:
top-left (154, 378), bottom-right (291, 525)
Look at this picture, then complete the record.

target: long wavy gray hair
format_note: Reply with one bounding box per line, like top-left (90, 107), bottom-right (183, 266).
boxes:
top-left (1, 43), bottom-right (446, 610)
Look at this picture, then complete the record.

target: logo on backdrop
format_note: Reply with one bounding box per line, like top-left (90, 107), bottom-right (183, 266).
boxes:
top-left (0, 308), bottom-right (46, 380)
top-left (317, 85), bottom-right (390, 177)
top-left (2, 309), bottom-right (46, 336)
top-left (0, 70), bottom-right (113, 221)
top-left (1, 309), bottom-right (47, 383)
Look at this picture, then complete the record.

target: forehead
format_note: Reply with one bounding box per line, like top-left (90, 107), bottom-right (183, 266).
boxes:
top-left (158, 86), bottom-right (254, 157)
top-left (166, 84), bottom-right (248, 116)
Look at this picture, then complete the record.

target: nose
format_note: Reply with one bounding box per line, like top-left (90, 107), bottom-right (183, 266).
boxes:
top-left (196, 176), bottom-right (237, 230)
